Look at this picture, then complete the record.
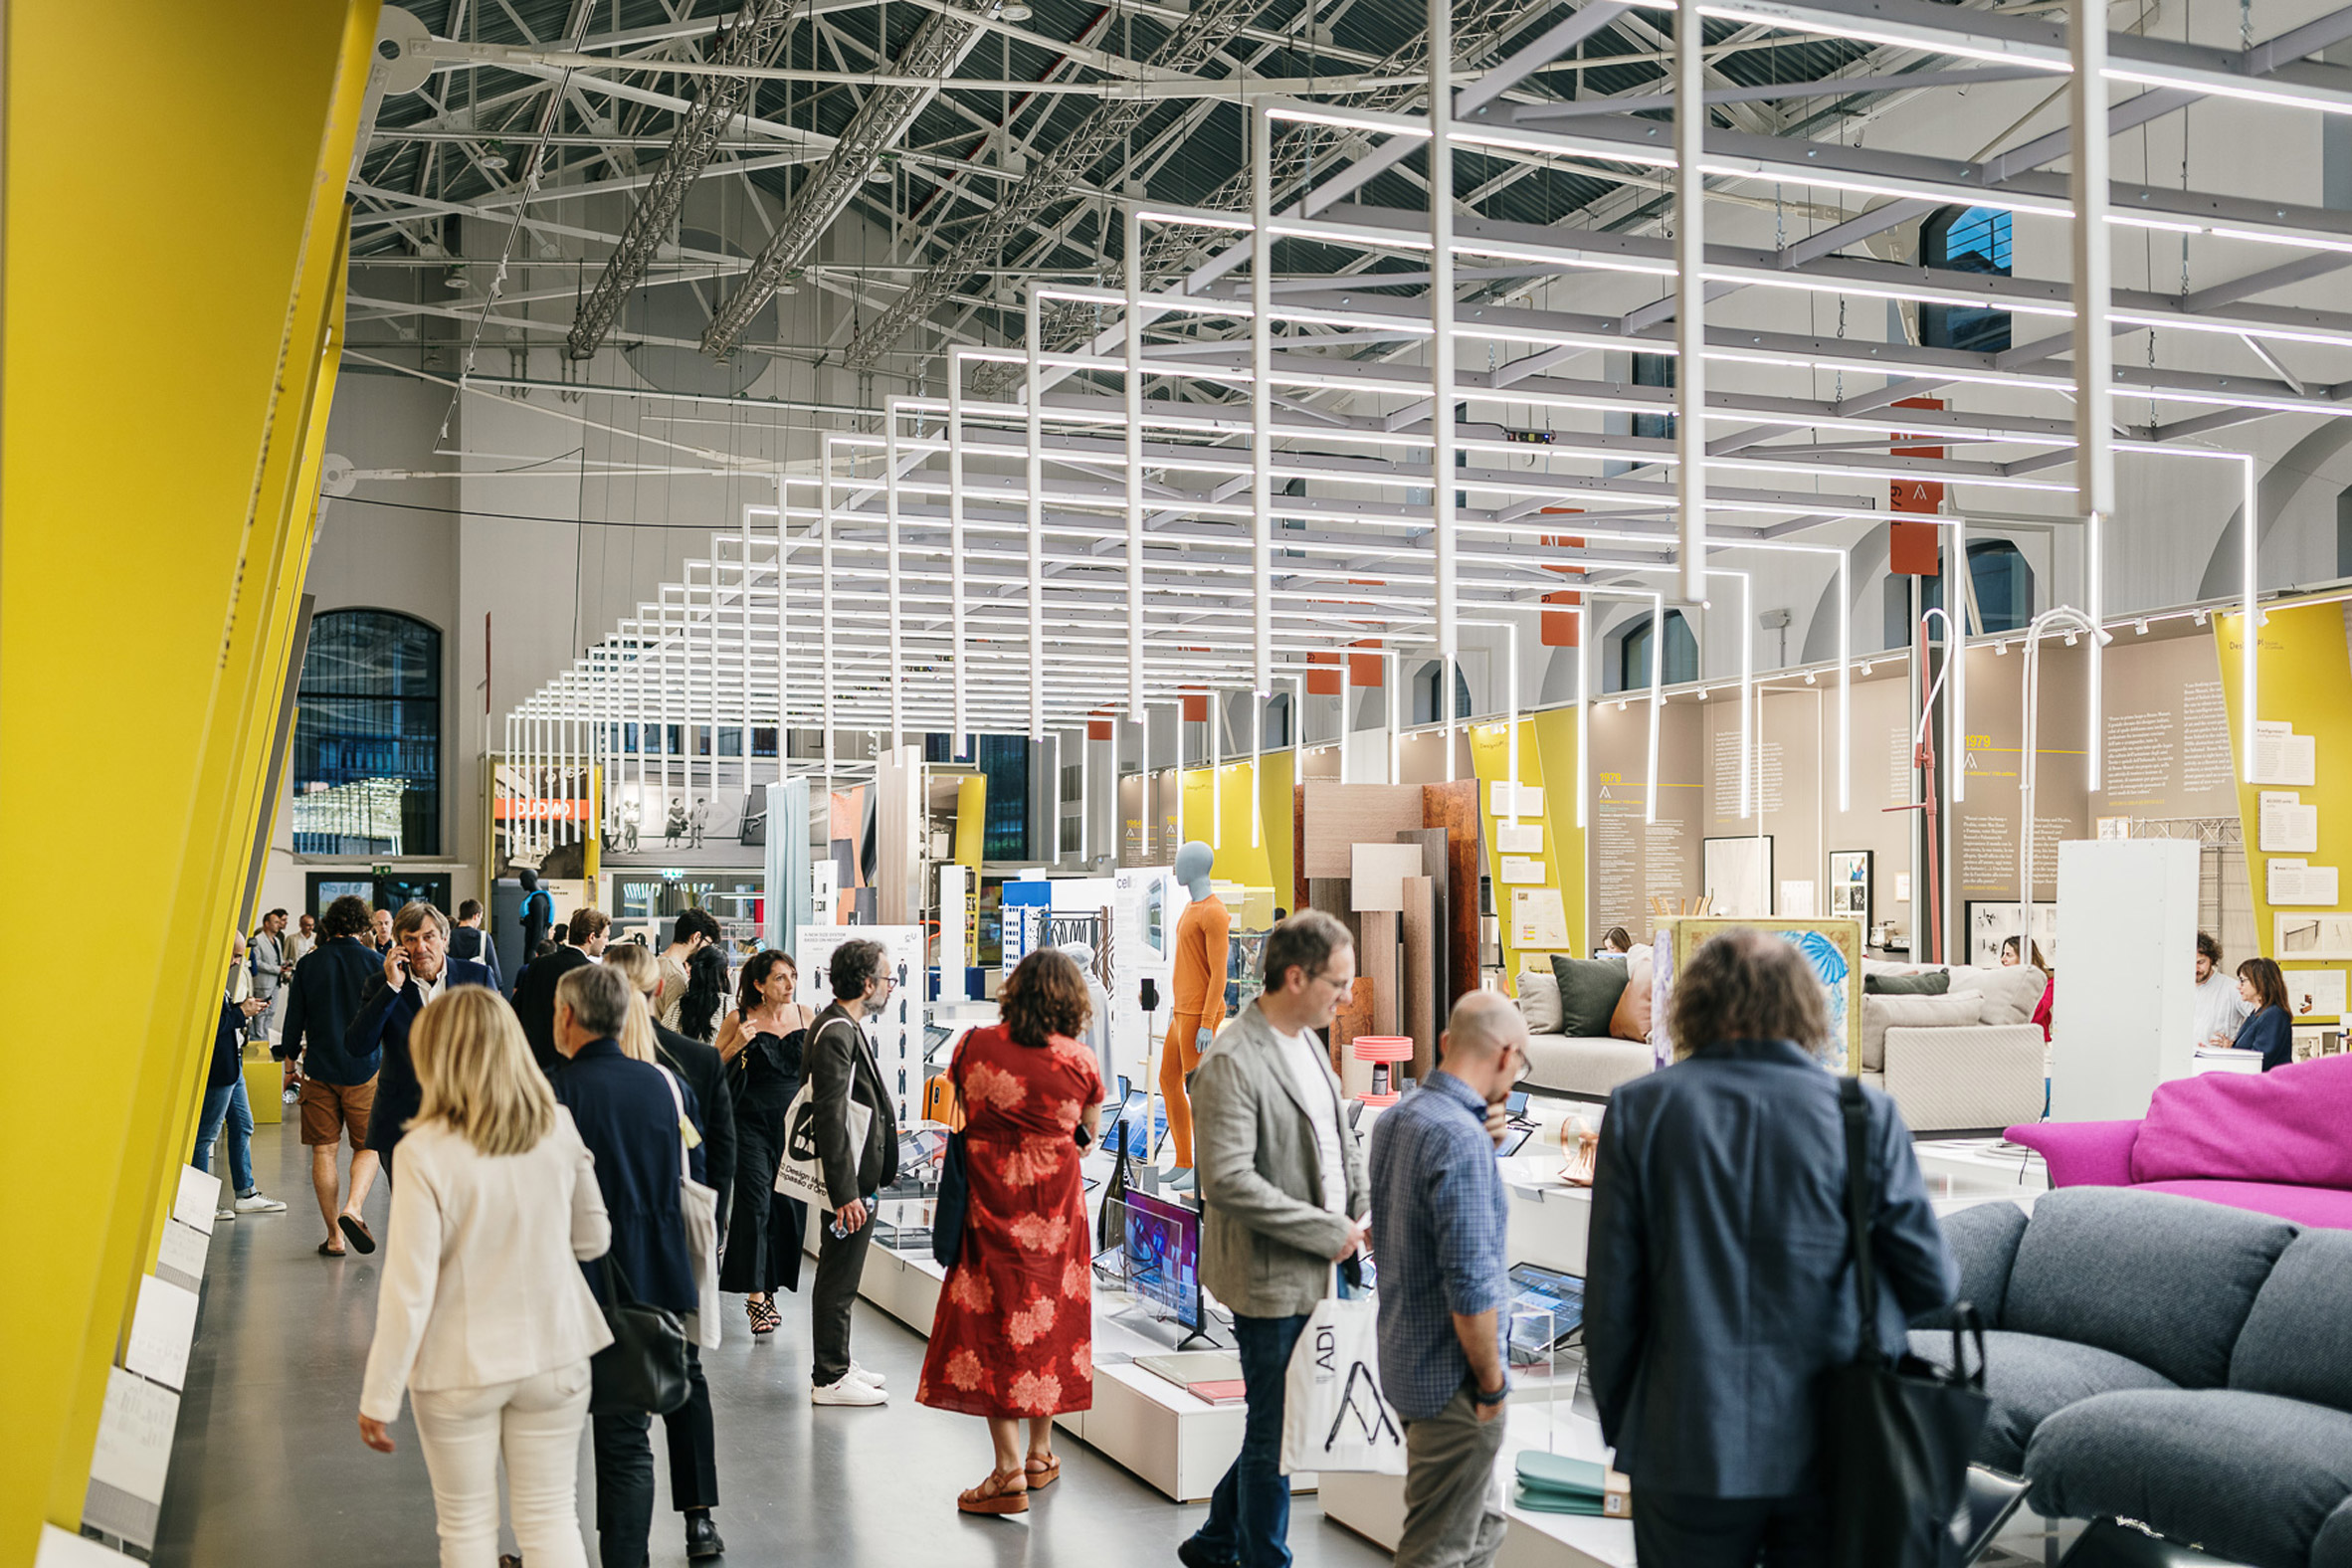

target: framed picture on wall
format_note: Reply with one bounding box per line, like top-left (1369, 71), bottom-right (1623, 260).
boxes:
top-left (1701, 836), bottom-right (1774, 918)
top-left (1828, 851), bottom-right (1872, 928)
top-left (1964, 900), bottom-right (2058, 970)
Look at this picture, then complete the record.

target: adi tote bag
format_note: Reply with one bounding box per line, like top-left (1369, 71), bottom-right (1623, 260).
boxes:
top-left (774, 1021), bottom-right (874, 1212)
top-left (1278, 1273), bottom-right (1407, 1476)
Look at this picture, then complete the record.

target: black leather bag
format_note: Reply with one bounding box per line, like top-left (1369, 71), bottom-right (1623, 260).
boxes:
top-left (932, 1129), bottom-right (971, 1269)
top-left (588, 1255), bottom-right (691, 1417)
top-left (1822, 1076), bottom-right (1991, 1568)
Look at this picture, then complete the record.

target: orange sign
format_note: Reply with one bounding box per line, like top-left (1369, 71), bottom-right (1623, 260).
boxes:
top-left (495, 797), bottom-right (592, 821)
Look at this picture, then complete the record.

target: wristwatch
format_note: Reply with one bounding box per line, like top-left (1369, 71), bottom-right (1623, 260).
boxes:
top-left (1471, 1379), bottom-right (1509, 1408)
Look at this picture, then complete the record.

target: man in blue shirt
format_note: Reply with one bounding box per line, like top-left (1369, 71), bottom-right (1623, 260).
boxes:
top-left (1367, 991), bottom-right (1526, 1568)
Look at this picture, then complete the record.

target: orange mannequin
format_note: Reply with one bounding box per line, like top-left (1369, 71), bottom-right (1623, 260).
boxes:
top-left (1160, 843), bottom-right (1229, 1176)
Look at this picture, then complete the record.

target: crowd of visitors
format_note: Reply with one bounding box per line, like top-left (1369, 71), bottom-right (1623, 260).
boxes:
top-left (204, 888), bottom-right (2116, 1567)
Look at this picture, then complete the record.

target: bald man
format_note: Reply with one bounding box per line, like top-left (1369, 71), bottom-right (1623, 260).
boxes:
top-left (1367, 991), bottom-right (1528, 1568)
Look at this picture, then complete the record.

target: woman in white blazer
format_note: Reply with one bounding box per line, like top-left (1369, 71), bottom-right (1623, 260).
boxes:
top-left (358, 985), bottom-right (615, 1568)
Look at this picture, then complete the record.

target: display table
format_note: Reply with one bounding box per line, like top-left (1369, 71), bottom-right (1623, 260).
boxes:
top-left (1320, 1399), bottom-right (1632, 1568)
top-left (808, 1191), bottom-right (1311, 1503)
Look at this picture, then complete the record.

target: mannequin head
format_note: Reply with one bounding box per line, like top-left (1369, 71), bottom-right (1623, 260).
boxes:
top-left (1174, 840), bottom-right (1216, 900)
top-left (519, 868), bottom-right (538, 892)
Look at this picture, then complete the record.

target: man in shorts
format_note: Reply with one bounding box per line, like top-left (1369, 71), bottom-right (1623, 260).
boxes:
top-left (278, 894), bottom-right (387, 1256)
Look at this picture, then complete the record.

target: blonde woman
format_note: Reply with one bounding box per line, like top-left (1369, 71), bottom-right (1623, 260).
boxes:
top-left (358, 987), bottom-right (613, 1568)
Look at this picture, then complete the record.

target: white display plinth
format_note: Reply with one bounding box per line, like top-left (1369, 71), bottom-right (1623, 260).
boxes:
top-left (1501, 1156), bottom-right (1595, 1275)
top-left (2052, 840), bottom-right (2200, 1120)
top-left (1321, 1401), bottom-right (1632, 1568)
top-left (816, 1202), bottom-right (1310, 1503)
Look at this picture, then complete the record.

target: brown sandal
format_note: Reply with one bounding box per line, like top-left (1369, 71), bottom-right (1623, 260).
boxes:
top-left (957, 1469), bottom-right (1030, 1515)
top-left (1024, 1455), bottom-right (1061, 1489)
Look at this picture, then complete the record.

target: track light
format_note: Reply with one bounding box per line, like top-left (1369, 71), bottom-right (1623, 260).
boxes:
top-left (1996, 641), bottom-right (2010, 655)
top-left (2063, 632), bottom-right (2078, 647)
top-left (1860, 661), bottom-right (1874, 676)
top-left (2194, 608), bottom-right (2210, 625)
top-left (1804, 672), bottom-right (1817, 685)
top-left (2134, 619), bottom-right (2150, 635)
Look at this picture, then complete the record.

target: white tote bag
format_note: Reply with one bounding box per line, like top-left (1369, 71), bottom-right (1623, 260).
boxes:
top-left (773, 1023), bottom-right (874, 1214)
top-left (1278, 1275), bottom-right (1409, 1476)
top-left (659, 1067), bottom-right (724, 1350)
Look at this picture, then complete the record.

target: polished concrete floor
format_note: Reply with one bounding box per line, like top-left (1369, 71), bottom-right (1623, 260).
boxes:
top-left (154, 1116), bottom-right (1392, 1568)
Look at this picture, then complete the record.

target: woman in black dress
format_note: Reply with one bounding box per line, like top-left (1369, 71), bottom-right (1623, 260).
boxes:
top-left (716, 949), bottom-right (815, 1336)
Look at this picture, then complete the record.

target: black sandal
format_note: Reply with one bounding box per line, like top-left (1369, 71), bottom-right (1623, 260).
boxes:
top-left (337, 1213), bottom-right (376, 1255)
top-left (747, 1296), bottom-right (781, 1335)
top-left (316, 1240), bottom-right (345, 1258)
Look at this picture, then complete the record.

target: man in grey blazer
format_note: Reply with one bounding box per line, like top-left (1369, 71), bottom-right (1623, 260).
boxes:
top-left (1182, 910), bottom-right (1369, 1568)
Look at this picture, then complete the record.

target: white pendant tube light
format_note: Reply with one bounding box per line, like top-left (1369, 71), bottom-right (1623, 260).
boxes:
top-left (2070, 0), bottom-right (2110, 794)
top-left (1251, 688), bottom-right (1264, 850)
top-left (1429, 0), bottom-right (1457, 784)
top-left (2243, 452), bottom-right (2258, 782)
top-left (821, 439), bottom-right (838, 801)
top-left (1387, 649), bottom-right (1400, 785)
top-left (1211, 693), bottom-right (1223, 851)
top-left (949, 354), bottom-right (970, 762)
top-left (1253, 110), bottom-right (1275, 707)
top-left (1674, 0), bottom-right (1707, 605)
top-left (884, 402), bottom-right (904, 753)
top-left (1027, 294), bottom-right (1046, 743)
top-left (1123, 208), bottom-right (1147, 739)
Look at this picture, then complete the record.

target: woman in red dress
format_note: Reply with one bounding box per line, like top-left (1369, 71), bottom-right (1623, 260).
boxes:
top-left (917, 947), bottom-right (1104, 1515)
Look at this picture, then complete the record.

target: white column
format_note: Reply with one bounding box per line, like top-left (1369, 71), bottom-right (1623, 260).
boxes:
top-left (2070, 0), bottom-right (2111, 790)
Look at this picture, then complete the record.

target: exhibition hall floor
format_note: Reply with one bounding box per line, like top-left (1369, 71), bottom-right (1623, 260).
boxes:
top-left (154, 1118), bottom-right (1390, 1568)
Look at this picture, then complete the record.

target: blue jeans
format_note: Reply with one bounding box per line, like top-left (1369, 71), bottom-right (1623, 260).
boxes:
top-left (193, 1079), bottom-right (255, 1197)
top-left (1189, 1311), bottom-right (1309, 1568)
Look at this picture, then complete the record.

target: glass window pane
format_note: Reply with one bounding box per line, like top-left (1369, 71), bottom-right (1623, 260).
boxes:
top-left (292, 610), bottom-right (440, 857)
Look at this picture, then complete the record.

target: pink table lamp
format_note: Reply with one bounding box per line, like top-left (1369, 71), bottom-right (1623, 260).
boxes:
top-left (1353, 1035), bottom-right (1415, 1106)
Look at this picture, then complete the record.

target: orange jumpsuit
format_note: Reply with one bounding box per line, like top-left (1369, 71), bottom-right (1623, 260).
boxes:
top-left (1160, 893), bottom-right (1231, 1168)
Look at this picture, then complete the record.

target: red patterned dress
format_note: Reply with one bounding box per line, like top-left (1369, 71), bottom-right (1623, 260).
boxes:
top-left (916, 1023), bottom-right (1102, 1419)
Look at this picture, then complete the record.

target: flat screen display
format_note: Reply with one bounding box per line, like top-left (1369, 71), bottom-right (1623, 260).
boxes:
top-left (1122, 1191), bottom-right (1201, 1330)
top-left (1504, 1263), bottom-right (1584, 1363)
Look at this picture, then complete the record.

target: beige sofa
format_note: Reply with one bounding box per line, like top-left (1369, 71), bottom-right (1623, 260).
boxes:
top-left (1510, 955), bottom-right (2047, 1132)
top-left (1512, 965), bottom-right (1655, 1101)
top-left (1859, 961), bottom-right (2048, 1134)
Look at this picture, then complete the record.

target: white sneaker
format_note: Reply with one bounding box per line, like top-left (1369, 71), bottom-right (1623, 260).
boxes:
top-left (847, 1361), bottom-right (887, 1389)
top-left (215, 1207), bottom-right (237, 1222)
top-left (811, 1375), bottom-right (887, 1406)
top-left (233, 1192), bottom-right (288, 1214)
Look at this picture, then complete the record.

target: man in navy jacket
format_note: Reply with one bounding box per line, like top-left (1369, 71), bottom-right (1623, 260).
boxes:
top-left (551, 963), bottom-right (718, 1566)
top-left (346, 903), bottom-right (495, 1242)
top-left (278, 894), bottom-right (392, 1255)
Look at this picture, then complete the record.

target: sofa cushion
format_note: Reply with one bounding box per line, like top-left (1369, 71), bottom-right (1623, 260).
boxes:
top-left (2130, 1053), bottom-right (2352, 1189)
top-left (2004, 1187), bottom-right (2296, 1389)
top-left (1860, 992), bottom-right (1982, 1073)
top-left (1948, 964), bottom-right (2048, 1027)
top-left (2315, 1498), bottom-right (2352, 1568)
top-left (1518, 1033), bottom-right (1653, 1099)
top-left (2135, 1178), bottom-right (2352, 1232)
top-left (1550, 955), bottom-right (1629, 1040)
top-left (1909, 1327), bottom-right (2176, 1475)
top-left (1609, 949), bottom-right (1655, 1044)
top-left (2232, 1229), bottom-right (2352, 1412)
top-left (1939, 1201), bottom-right (2031, 1327)
top-left (2026, 1390), bottom-right (2352, 1568)
top-left (1515, 969), bottom-right (1564, 1036)
top-left (1865, 969), bottom-right (1952, 996)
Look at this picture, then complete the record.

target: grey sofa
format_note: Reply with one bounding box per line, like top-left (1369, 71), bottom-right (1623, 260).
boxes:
top-left (1923, 1189), bottom-right (2352, 1568)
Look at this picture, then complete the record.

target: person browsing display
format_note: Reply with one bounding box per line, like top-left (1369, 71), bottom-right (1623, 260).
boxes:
top-left (2235, 957), bottom-right (2294, 1072)
top-left (804, 939), bottom-right (901, 1407)
top-left (2193, 932), bottom-right (2251, 1049)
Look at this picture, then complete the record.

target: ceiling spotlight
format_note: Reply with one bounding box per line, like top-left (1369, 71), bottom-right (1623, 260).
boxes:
top-left (1995, 641), bottom-right (2009, 656)
top-left (2194, 608), bottom-right (2210, 625)
top-left (1615, 699), bottom-right (1629, 712)
top-left (445, 269), bottom-right (468, 291)
top-left (866, 163), bottom-right (893, 184)
top-left (2134, 619), bottom-right (2150, 635)
top-left (1803, 672), bottom-right (1817, 686)
top-left (479, 140), bottom-right (509, 171)
top-left (1860, 661), bottom-right (1873, 676)
top-left (1000, 0), bottom-right (1032, 18)
top-left (2063, 632), bottom-right (2078, 647)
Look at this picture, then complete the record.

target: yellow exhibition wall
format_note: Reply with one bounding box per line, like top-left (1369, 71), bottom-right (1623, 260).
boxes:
top-left (1176, 760), bottom-right (1278, 899)
top-left (2218, 602), bottom-right (2352, 1018)
top-left (0, 2), bottom-right (380, 1551)
top-left (1467, 715), bottom-right (1585, 991)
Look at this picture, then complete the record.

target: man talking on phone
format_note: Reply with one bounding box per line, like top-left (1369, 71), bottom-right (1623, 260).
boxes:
top-left (344, 902), bottom-right (496, 1242)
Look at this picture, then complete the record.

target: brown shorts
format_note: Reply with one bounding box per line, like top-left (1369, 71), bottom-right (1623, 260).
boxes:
top-left (300, 1078), bottom-right (376, 1149)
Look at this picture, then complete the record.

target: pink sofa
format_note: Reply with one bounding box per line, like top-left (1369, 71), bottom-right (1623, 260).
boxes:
top-left (2006, 1054), bottom-right (2352, 1228)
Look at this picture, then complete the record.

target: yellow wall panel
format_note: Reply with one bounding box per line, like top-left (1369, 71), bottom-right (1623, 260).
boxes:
top-left (0, 2), bottom-right (380, 1549)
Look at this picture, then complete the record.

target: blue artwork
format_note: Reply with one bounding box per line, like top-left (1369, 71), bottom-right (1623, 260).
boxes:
top-left (1777, 929), bottom-right (1853, 1073)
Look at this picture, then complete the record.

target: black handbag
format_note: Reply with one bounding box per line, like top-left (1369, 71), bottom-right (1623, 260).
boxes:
top-left (1822, 1076), bottom-right (1991, 1568)
top-left (588, 1254), bottom-right (691, 1417)
top-left (932, 1129), bottom-right (971, 1269)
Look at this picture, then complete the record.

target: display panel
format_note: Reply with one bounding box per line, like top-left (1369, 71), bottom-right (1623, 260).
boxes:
top-left (1504, 1263), bottom-right (1584, 1365)
top-left (1121, 1191), bottom-right (1202, 1330)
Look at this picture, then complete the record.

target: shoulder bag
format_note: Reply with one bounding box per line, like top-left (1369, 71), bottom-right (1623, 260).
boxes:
top-left (588, 1253), bottom-right (691, 1416)
top-left (1821, 1076), bottom-right (1991, 1568)
top-left (658, 1066), bottom-right (723, 1349)
top-left (775, 1018), bottom-right (873, 1210)
top-left (930, 1037), bottom-right (974, 1269)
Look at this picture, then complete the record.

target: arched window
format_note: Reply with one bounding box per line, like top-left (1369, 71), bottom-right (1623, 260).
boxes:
top-left (1920, 206), bottom-right (2012, 352)
top-left (1412, 661), bottom-right (1473, 725)
top-left (1882, 539), bottom-right (2036, 647)
top-left (1613, 611), bottom-right (1697, 692)
top-left (291, 609), bottom-right (441, 856)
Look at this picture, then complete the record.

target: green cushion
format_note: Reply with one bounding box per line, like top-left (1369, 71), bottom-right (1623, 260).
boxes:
top-left (1550, 955), bottom-right (1629, 1038)
top-left (1864, 969), bottom-right (1951, 996)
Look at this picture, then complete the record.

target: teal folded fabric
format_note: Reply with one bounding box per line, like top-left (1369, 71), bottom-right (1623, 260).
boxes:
top-left (1513, 1483), bottom-right (1609, 1515)
top-left (1516, 1451), bottom-right (1607, 1497)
